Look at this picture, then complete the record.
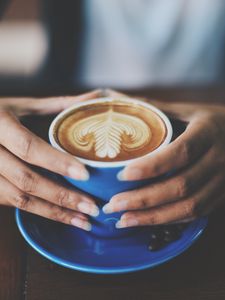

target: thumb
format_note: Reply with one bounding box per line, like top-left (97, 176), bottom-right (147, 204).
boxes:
top-left (12, 89), bottom-right (103, 117)
top-left (146, 99), bottom-right (199, 122)
top-left (31, 89), bottom-right (104, 115)
top-left (99, 90), bottom-right (195, 122)
top-left (102, 88), bottom-right (129, 98)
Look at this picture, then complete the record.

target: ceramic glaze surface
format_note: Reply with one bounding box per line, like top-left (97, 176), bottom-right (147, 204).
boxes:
top-left (16, 209), bottom-right (207, 274)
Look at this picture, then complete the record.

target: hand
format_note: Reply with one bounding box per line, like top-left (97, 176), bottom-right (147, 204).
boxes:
top-left (103, 101), bottom-right (225, 228)
top-left (0, 90), bottom-right (102, 231)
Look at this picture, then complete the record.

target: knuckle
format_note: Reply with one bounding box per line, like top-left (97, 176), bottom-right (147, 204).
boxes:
top-left (17, 170), bottom-right (38, 193)
top-left (176, 176), bottom-right (190, 198)
top-left (18, 133), bottom-right (33, 161)
top-left (150, 163), bottom-right (162, 177)
top-left (180, 141), bottom-right (191, 163)
top-left (124, 189), bottom-right (150, 209)
top-left (129, 190), bottom-right (147, 207)
top-left (55, 189), bottom-right (71, 208)
top-left (182, 200), bottom-right (195, 218)
top-left (51, 206), bottom-right (68, 223)
top-left (146, 213), bottom-right (160, 225)
top-left (14, 193), bottom-right (30, 210)
top-left (139, 197), bottom-right (149, 208)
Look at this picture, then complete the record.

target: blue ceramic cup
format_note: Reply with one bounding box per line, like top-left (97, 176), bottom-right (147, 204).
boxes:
top-left (49, 97), bottom-right (173, 238)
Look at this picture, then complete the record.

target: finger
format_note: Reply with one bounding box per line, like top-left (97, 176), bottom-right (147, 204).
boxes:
top-left (148, 99), bottom-right (225, 122)
top-left (116, 173), bottom-right (224, 227)
top-left (195, 184), bottom-right (225, 216)
top-left (0, 146), bottom-right (99, 216)
top-left (0, 198), bottom-right (12, 206)
top-left (104, 147), bottom-right (216, 213)
top-left (27, 89), bottom-right (104, 115)
top-left (168, 218), bottom-right (195, 225)
top-left (120, 116), bottom-right (213, 180)
top-left (147, 99), bottom-right (201, 122)
top-left (0, 111), bottom-right (89, 180)
top-left (102, 89), bottom-right (129, 98)
top-left (0, 175), bottom-right (92, 231)
top-left (3, 89), bottom-right (103, 116)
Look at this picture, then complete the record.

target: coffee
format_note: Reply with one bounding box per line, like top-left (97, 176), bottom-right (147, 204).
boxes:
top-left (54, 99), bottom-right (167, 162)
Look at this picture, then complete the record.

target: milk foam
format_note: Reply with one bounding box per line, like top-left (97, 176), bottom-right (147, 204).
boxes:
top-left (72, 109), bottom-right (151, 159)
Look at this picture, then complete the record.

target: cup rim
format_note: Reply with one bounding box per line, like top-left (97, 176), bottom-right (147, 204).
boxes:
top-left (49, 96), bottom-right (173, 168)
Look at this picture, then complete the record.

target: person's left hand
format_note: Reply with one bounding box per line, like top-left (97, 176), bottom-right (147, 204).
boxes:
top-left (103, 101), bottom-right (225, 228)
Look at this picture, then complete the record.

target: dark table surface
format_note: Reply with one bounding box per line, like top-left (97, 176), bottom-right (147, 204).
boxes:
top-left (1, 86), bottom-right (225, 300)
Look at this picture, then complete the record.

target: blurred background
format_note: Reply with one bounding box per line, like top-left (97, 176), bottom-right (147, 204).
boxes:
top-left (0, 0), bottom-right (44, 74)
top-left (0, 0), bottom-right (224, 94)
top-left (0, 0), bottom-right (47, 93)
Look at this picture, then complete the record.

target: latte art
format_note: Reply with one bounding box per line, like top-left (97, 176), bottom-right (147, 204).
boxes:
top-left (72, 109), bottom-right (151, 159)
top-left (56, 99), bottom-right (167, 162)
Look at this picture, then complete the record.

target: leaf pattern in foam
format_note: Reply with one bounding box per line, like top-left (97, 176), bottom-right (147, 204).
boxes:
top-left (72, 109), bottom-right (151, 158)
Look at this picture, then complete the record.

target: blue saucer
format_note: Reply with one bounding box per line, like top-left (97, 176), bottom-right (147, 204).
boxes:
top-left (15, 209), bottom-right (207, 274)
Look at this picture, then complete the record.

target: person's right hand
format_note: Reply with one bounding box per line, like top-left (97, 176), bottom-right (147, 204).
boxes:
top-left (0, 90), bottom-right (101, 231)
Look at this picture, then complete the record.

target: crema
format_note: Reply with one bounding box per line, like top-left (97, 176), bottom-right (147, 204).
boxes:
top-left (55, 99), bottom-right (167, 162)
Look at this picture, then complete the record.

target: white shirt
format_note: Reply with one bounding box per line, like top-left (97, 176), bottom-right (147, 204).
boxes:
top-left (81, 0), bottom-right (225, 88)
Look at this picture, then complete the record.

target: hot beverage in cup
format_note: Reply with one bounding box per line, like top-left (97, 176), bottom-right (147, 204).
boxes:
top-left (49, 97), bottom-right (173, 237)
top-left (55, 99), bottom-right (167, 162)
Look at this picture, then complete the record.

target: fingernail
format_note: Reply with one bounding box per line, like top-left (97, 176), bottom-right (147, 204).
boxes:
top-left (102, 203), bottom-right (114, 214)
top-left (78, 202), bottom-right (99, 217)
top-left (117, 168), bottom-right (143, 181)
top-left (116, 218), bottom-right (138, 228)
top-left (117, 170), bottom-right (125, 181)
top-left (68, 167), bottom-right (89, 181)
top-left (103, 199), bottom-right (128, 214)
top-left (71, 218), bottom-right (92, 231)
